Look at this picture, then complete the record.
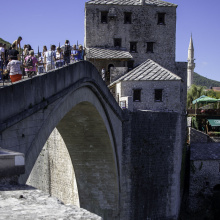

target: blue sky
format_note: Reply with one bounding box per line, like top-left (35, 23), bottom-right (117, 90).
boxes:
top-left (1, 0), bottom-right (219, 81)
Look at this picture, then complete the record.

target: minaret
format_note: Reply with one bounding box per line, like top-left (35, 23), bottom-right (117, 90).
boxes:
top-left (187, 34), bottom-right (195, 88)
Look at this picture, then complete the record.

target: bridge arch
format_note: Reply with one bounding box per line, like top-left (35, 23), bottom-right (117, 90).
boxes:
top-left (0, 61), bottom-right (123, 219)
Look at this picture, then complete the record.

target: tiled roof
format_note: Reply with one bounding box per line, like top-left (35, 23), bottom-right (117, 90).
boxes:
top-left (86, 0), bottom-right (177, 7)
top-left (110, 59), bottom-right (181, 85)
top-left (190, 143), bottom-right (220, 160)
top-left (86, 47), bottom-right (133, 60)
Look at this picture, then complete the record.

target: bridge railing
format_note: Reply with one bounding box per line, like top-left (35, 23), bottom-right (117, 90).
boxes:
top-left (0, 51), bottom-right (82, 87)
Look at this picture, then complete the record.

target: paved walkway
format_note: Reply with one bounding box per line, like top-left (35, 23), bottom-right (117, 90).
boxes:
top-left (0, 184), bottom-right (102, 220)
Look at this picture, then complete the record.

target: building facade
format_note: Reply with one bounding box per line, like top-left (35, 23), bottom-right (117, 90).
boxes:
top-left (109, 59), bottom-right (184, 113)
top-left (85, 0), bottom-right (177, 73)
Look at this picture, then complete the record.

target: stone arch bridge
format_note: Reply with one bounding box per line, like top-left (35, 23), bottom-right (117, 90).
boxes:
top-left (0, 61), bottom-right (183, 220)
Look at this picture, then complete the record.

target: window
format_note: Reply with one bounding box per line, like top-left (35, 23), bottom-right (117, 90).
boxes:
top-left (133, 89), bottom-right (141, 102)
top-left (146, 42), bottom-right (154, 53)
top-left (101, 11), bottom-right (108, 23)
top-left (124, 12), bottom-right (132, 24)
top-left (158, 13), bottom-right (165, 25)
top-left (114, 38), bottom-right (122, 48)
top-left (155, 89), bottom-right (163, 102)
top-left (130, 42), bottom-right (137, 53)
top-left (127, 60), bottom-right (134, 71)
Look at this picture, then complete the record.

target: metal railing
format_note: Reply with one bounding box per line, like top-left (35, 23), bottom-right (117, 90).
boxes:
top-left (0, 48), bottom-right (84, 87)
top-left (187, 109), bottom-right (220, 115)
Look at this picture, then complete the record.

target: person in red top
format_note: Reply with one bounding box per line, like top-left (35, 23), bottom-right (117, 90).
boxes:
top-left (24, 50), bottom-right (38, 78)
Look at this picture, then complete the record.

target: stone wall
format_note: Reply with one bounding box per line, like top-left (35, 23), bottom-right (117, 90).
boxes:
top-left (85, 4), bottom-right (177, 71)
top-left (175, 62), bottom-right (188, 113)
top-left (27, 128), bottom-right (79, 206)
top-left (116, 80), bottom-right (183, 113)
top-left (189, 160), bottom-right (220, 214)
top-left (122, 110), bottom-right (183, 219)
top-left (189, 128), bottom-right (211, 143)
top-left (110, 67), bottom-right (128, 83)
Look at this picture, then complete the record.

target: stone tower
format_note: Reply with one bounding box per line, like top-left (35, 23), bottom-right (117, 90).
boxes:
top-left (187, 34), bottom-right (195, 88)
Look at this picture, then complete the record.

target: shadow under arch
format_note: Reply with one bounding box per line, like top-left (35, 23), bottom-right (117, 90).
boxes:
top-left (57, 101), bottom-right (119, 218)
top-left (20, 84), bottom-right (121, 219)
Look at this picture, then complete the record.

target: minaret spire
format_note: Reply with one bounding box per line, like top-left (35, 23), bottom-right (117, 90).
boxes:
top-left (187, 34), bottom-right (195, 88)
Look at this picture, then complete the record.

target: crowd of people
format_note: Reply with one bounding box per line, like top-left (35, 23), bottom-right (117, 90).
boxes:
top-left (0, 37), bottom-right (85, 83)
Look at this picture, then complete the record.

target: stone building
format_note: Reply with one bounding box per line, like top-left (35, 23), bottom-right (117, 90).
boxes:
top-left (189, 143), bottom-right (220, 217)
top-left (109, 59), bottom-right (184, 113)
top-left (85, 0), bottom-right (178, 74)
top-left (85, 0), bottom-right (187, 112)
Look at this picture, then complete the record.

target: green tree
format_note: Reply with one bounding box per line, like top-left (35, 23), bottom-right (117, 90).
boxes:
top-left (187, 84), bottom-right (206, 109)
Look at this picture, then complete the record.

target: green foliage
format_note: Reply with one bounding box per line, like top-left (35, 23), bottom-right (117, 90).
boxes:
top-left (0, 38), bottom-right (11, 48)
top-left (187, 84), bottom-right (206, 108)
top-left (191, 116), bottom-right (199, 130)
top-left (206, 90), bottom-right (220, 99)
top-left (194, 72), bottom-right (220, 88)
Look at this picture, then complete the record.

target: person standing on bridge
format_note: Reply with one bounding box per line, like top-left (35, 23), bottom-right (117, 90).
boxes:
top-left (12, 36), bottom-right (22, 52)
top-left (61, 40), bottom-right (72, 65)
top-left (8, 43), bottom-right (19, 61)
top-left (73, 45), bottom-right (84, 61)
top-left (0, 43), bottom-right (5, 81)
top-left (5, 56), bottom-right (22, 82)
top-left (55, 47), bottom-right (64, 68)
top-left (44, 45), bottom-right (56, 71)
top-left (24, 50), bottom-right (38, 78)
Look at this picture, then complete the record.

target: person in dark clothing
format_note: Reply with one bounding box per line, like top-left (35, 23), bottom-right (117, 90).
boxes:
top-left (3, 44), bottom-right (9, 65)
top-left (8, 43), bottom-right (19, 60)
top-left (61, 40), bottom-right (72, 65)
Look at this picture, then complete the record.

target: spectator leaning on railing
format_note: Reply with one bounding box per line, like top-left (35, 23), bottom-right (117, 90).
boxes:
top-left (5, 55), bottom-right (22, 83)
top-left (24, 50), bottom-right (38, 78)
top-left (44, 45), bottom-right (56, 71)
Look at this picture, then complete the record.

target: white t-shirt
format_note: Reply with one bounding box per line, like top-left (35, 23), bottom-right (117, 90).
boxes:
top-left (0, 47), bottom-right (5, 61)
top-left (44, 50), bottom-right (56, 64)
top-left (7, 60), bottom-right (22, 75)
top-left (56, 52), bottom-right (63, 62)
